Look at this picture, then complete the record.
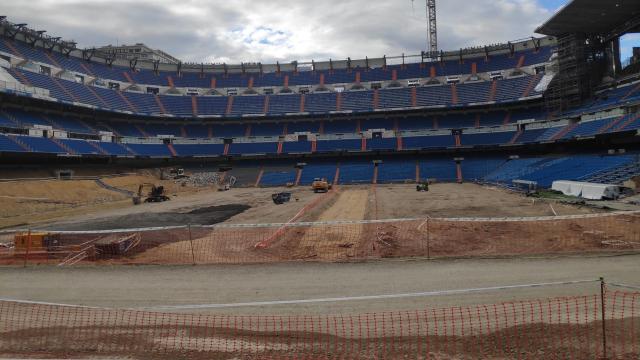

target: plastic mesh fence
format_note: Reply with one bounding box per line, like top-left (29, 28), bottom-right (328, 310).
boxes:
top-left (0, 291), bottom-right (638, 359)
top-left (1, 212), bottom-right (639, 266)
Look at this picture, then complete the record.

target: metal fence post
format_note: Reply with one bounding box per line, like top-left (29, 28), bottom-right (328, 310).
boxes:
top-left (188, 224), bottom-right (196, 266)
top-left (426, 217), bottom-right (431, 260)
top-left (23, 229), bottom-right (32, 268)
top-left (600, 277), bottom-right (607, 360)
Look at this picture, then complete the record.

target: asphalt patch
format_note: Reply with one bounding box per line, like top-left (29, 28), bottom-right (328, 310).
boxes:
top-left (44, 204), bottom-right (250, 231)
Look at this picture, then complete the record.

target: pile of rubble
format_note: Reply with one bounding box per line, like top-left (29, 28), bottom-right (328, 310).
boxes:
top-left (176, 172), bottom-right (221, 187)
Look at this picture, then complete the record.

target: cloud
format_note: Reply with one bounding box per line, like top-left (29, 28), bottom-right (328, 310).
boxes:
top-left (0, 0), bottom-right (554, 64)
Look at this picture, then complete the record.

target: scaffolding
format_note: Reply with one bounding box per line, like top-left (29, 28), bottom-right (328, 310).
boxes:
top-left (545, 33), bottom-right (607, 113)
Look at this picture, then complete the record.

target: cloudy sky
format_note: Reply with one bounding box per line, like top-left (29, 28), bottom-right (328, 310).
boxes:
top-left (0, 0), bottom-right (637, 64)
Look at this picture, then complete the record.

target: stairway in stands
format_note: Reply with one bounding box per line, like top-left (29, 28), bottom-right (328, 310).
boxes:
top-left (551, 122), bottom-right (579, 141)
top-left (87, 141), bottom-right (108, 155)
top-left (6, 135), bottom-right (31, 151)
top-left (581, 161), bottom-right (640, 185)
top-left (167, 143), bottom-right (178, 157)
top-left (50, 138), bottom-right (75, 154)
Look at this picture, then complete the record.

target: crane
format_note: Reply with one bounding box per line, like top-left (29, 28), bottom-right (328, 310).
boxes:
top-left (426, 0), bottom-right (437, 54)
top-left (411, 0), bottom-right (438, 54)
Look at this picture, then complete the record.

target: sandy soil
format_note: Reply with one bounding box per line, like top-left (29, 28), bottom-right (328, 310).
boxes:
top-left (3, 182), bottom-right (638, 265)
top-left (375, 183), bottom-right (600, 218)
top-left (0, 179), bottom-right (129, 228)
top-left (285, 189), bottom-right (370, 260)
top-left (2, 182), bottom-right (609, 232)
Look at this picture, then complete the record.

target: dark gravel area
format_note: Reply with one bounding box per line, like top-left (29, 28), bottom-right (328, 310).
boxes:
top-left (43, 204), bottom-right (250, 231)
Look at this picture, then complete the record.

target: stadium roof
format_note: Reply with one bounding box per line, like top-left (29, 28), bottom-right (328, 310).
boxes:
top-left (536, 0), bottom-right (640, 36)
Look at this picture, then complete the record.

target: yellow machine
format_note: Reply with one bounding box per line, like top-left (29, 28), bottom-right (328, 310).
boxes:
top-left (14, 232), bottom-right (61, 250)
top-left (312, 178), bottom-right (332, 193)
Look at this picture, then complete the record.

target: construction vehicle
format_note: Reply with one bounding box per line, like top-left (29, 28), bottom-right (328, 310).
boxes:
top-left (132, 184), bottom-right (171, 205)
top-left (161, 167), bottom-right (188, 180)
top-left (272, 192), bottom-right (292, 204)
top-left (312, 178), bottom-right (332, 193)
top-left (14, 232), bottom-right (61, 251)
top-left (416, 181), bottom-right (430, 192)
top-left (170, 168), bottom-right (188, 179)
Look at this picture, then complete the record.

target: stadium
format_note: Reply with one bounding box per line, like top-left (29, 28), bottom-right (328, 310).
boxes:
top-left (0, 0), bottom-right (639, 358)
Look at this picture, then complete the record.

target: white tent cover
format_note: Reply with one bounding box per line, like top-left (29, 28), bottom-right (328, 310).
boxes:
top-left (551, 180), bottom-right (621, 200)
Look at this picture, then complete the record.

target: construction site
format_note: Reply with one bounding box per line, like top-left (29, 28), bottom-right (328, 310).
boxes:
top-left (3, 0), bottom-right (640, 357)
top-left (0, 165), bottom-right (639, 266)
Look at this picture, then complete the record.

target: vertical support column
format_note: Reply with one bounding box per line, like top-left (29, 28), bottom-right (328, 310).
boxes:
top-left (361, 137), bottom-right (367, 151)
top-left (456, 162), bottom-right (463, 184)
top-left (415, 161), bottom-right (420, 183)
top-left (263, 95), bottom-right (270, 114)
top-left (299, 94), bottom-right (305, 113)
top-left (226, 96), bottom-right (234, 115)
top-left (503, 111), bottom-right (512, 125)
top-left (336, 92), bottom-right (342, 111)
top-left (373, 89), bottom-right (380, 109)
top-left (489, 80), bottom-right (498, 102)
top-left (411, 87), bottom-right (417, 107)
top-left (450, 83), bottom-right (458, 105)
top-left (191, 96), bottom-right (198, 117)
top-left (244, 124), bottom-right (252, 137)
top-left (454, 133), bottom-right (462, 147)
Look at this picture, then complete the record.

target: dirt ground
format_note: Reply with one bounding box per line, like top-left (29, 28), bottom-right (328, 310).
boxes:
top-left (0, 171), bottom-right (216, 229)
top-left (0, 180), bottom-right (609, 231)
top-left (1, 179), bottom-right (640, 359)
top-left (374, 183), bottom-right (600, 218)
top-left (1, 180), bottom-right (639, 266)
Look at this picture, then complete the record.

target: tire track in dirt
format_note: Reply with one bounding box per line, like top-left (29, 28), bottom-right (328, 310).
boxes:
top-left (290, 189), bottom-right (370, 260)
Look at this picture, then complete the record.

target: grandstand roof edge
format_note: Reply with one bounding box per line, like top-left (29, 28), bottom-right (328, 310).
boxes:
top-left (536, 0), bottom-right (640, 36)
top-left (0, 18), bottom-right (553, 74)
